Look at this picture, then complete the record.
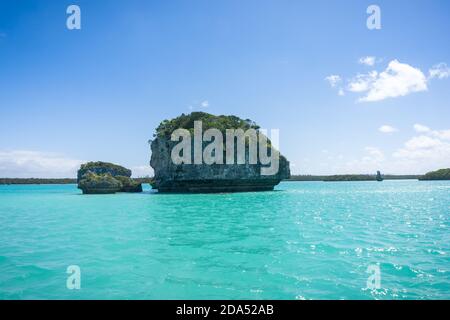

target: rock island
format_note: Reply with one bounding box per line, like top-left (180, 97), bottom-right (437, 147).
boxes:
top-left (150, 112), bottom-right (290, 193)
top-left (77, 161), bottom-right (142, 194)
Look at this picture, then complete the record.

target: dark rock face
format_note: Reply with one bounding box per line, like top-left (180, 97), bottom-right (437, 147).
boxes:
top-left (78, 172), bottom-right (122, 194)
top-left (115, 175), bottom-right (143, 193)
top-left (150, 136), bottom-right (291, 193)
top-left (376, 171), bottom-right (383, 181)
top-left (77, 162), bottom-right (142, 194)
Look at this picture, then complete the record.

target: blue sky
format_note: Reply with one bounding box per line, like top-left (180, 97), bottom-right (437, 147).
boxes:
top-left (1, 0), bottom-right (449, 177)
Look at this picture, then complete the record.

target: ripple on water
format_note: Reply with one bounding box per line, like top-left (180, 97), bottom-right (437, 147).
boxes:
top-left (0, 181), bottom-right (449, 299)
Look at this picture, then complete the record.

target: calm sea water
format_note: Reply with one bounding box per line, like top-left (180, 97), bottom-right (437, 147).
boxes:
top-left (0, 181), bottom-right (449, 300)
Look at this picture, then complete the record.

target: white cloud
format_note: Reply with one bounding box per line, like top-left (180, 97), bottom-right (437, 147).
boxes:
top-left (359, 56), bottom-right (376, 66)
top-left (325, 75), bottom-right (341, 87)
top-left (331, 59), bottom-right (449, 102)
top-left (333, 147), bottom-right (385, 174)
top-left (379, 125), bottom-right (398, 133)
top-left (404, 135), bottom-right (442, 149)
top-left (431, 129), bottom-right (450, 141)
top-left (322, 124), bottom-right (450, 174)
top-left (131, 165), bottom-right (154, 178)
top-left (189, 100), bottom-right (210, 110)
top-left (413, 123), bottom-right (431, 133)
top-left (413, 124), bottom-right (450, 140)
top-left (392, 126), bottom-right (450, 173)
top-left (347, 71), bottom-right (378, 92)
top-left (356, 60), bottom-right (428, 102)
top-left (0, 150), bottom-right (155, 179)
top-left (429, 63), bottom-right (450, 79)
top-left (393, 138), bottom-right (449, 162)
top-left (364, 146), bottom-right (385, 161)
top-left (0, 150), bottom-right (84, 178)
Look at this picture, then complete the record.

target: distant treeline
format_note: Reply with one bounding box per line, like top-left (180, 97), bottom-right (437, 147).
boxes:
top-left (132, 177), bottom-right (154, 184)
top-left (2, 170), bottom-right (448, 185)
top-left (0, 178), bottom-right (77, 184)
top-left (418, 168), bottom-right (450, 180)
top-left (0, 177), bottom-right (154, 185)
top-left (287, 174), bottom-right (421, 182)
top-left (288, 169), bottom-right (450, 182)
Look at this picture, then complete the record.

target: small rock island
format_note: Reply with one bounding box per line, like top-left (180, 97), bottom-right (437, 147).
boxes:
top-left (376, 171), bottom-right (383, 182)
top-left (150, 112), bottom-right (290, 193)
top-left (77, 162), bottom-right (142, 194)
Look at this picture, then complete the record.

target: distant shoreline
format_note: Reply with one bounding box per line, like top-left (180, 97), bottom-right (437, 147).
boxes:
top-left (0, 178), bottom-right (153, 185)
top-left (287, 174), bottom-right (421, 182)
top-left (2, 172), bottom-right (450, 185)
top-left (0, 176), bottom-right (420, 185)
top-left (284, 169), bottom-right (450, 182)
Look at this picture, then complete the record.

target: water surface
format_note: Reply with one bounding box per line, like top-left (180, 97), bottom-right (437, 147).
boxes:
top-left (0, 181), bottom-right (449, 299)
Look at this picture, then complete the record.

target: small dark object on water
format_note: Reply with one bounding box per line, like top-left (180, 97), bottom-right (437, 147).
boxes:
top-left (376, 171), bottom-right (383, 182)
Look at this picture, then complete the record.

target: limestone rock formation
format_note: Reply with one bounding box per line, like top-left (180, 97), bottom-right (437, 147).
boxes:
top-left (77, 162), bottom-right (142, 194)
top-left (115, 175), bottom-right (143, 192)
top-left (78, 172), bottom-right (123, 194)
top-left (150, 112), bottom-right (290, 193)
top-left (376, 171), bottom-right (383, 182)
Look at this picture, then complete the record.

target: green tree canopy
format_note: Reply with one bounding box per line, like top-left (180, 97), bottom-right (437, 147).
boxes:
top-left (154, 112), bottom-right (260, 138)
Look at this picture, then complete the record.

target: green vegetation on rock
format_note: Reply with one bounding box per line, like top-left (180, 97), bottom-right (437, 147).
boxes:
top-left (77, 162), bottom-right (143, 194)
top-left (154, 112), bottom-right (260, 138)
top-left (419, 168), bottom-right (450, 180)
top-left (150, 112), bottom-right (290, 193)
top-left (78, 172), bottom-right (123, 194)
top-left (77, 161), bottom-right (132, 182)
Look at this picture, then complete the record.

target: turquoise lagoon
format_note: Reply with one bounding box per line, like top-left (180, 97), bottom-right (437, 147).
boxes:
top-left (0, 180), bottom-right (449, 299)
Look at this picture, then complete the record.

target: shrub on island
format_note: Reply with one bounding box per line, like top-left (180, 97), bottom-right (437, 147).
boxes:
top-left (77, 162), bottom-right (143, 194)
top-left (153, 112), bottom-right (260, 139)
top-left (77, 161), bottom-right (131, 181)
